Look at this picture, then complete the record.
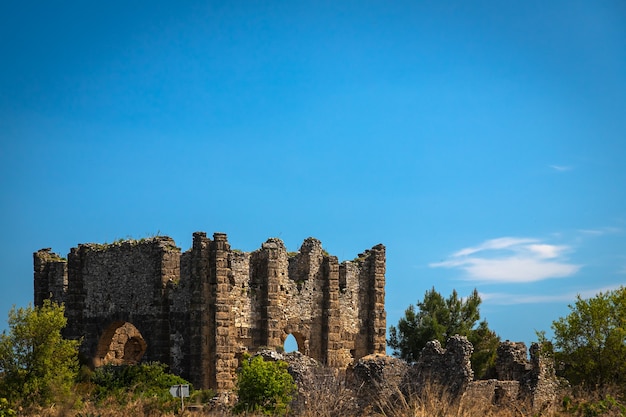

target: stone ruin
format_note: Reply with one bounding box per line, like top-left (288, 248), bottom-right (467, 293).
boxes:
top-left (349, 337), bottom-right (558, 413)
top-left (34, 231), bottom-right (559, 411)
top-left (34, 232), bottom-right (386, 391)
top-left (240, 337), bottom-right (558, 415)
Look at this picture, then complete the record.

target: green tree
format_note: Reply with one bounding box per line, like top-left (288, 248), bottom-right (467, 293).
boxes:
top-left (0, 300), bottom-right (80, 407)
top-left (233, 354), bottom-right (296, 416)
top-left (388, 287), bottom-right (500, 379)
top-left (551, 286), bottom-right (626, 392)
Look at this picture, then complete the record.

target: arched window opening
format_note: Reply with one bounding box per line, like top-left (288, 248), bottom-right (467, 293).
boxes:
top-left (284, 334), bottom-right (298, 353)
top-left (95, 321), bottom-right (147, 366)
top-left (283, 332), bottom-right (306, 354)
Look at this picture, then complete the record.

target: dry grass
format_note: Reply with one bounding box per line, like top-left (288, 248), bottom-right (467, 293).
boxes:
top-left (369, 382), bottom-right (537, 417)
top-left (15, 382), bottom-right (625, 417)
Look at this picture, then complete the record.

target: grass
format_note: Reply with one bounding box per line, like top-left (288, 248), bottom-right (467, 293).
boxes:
top-left (11, 379), bottom-right (626, 417)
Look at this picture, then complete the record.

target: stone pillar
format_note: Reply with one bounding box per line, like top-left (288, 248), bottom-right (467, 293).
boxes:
top-left (323, 255), bottom-right (343, 367)
top-left (189, 232), bottom-right (213, 389)
top-left (211, 233), bottom-right (236, 391)
top-left (263, 239), bottom-right (286, 350)
top-left (66, 246), bottom-right (87, 352)
top-left (369, 244), bottom-right (386, 354)
top-left (150, 238), bottom-right (179, 366)
top-left (33, 249), bottom-right (68, 306)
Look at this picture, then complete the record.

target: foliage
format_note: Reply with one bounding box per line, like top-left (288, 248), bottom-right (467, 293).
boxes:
top-left (188, 388), bottom-right (217, 405)
top-left (551, 286), bottom-right (626, 393)
top-left (233, 354), bottom-right (297, 416)
top-left (0, 300), bottom-right (80, 407)
top-left (0, 398), bottom-right (16, 417)
top-left (561, 393), bottom-right (626, 417)
top-left (90, 362), bottom-right (190, 404)
top-left (388, 287), bottom-right (500, 378)
top-left (466, 320), bottom-right (500, 379)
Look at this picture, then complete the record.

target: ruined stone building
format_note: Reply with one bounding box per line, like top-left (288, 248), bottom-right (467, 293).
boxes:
top-left (34, 232), bottom-right (386, 391)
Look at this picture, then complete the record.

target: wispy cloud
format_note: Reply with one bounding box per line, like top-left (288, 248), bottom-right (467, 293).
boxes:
top-left (430, 237), bottom-right (581, 283)
top-left (577, 227), bottom-right (622, 236)
top-left (480, 284), bottom-right (624, 305)
top-left (549, 165), bottom-right (573, 172)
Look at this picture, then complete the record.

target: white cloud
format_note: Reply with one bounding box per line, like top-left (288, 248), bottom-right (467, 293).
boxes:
top-left (430, 237), bottom-right (581, 283)
top-left (480, 284), bottom-right (625, 305)
top-left (452, 237), bottom-right (537, 257)
top-left (549, 165), bottom-right (573, 172)
top-left (578, 227), bottom-right (622, 236)
top-left (527, 244), bottom-right (568, 259)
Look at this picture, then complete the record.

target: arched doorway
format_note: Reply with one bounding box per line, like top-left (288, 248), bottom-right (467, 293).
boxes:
top-left (95, 321), bottom-right (147, 366)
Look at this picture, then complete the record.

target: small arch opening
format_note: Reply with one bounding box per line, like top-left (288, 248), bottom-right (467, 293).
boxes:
top-left (95, 321), bottom-right (147, 366)
top-left (284, 334), bottom-right (298, 353)
top-left (283, 331), bottom-right (305, 354)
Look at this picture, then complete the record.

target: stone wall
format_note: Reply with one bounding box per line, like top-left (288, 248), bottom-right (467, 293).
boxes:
top-left (349, 337), bottom-right (558, 413)
top-left (34, 232), bottom-right (386, 391)
top-left (413, 335), bottom-right (474, 396)
top-left (468, 341), bottom-right (557, 411)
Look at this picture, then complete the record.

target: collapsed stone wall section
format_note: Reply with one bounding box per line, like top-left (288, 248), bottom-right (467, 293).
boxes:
top-left (467, 341), bottom-right (558, 412)
top-left (349, 337), bottom-right (558, 413)
top-left (413, 335), bottom-right (474, 396)
top-left (34, 232), bottom-right (386, 392)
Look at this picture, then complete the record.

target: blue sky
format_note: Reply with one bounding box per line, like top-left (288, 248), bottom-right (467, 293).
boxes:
top-left (1, 1), bottom-right (625, 350)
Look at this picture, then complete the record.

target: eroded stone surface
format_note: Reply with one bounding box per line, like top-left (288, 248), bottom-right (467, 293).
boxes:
top-left (345, 337), bottom-right (558, 413)
top-left (95, 322), bottom-right (147, 366)
top-left (413, 335), bottom-right (474, 396)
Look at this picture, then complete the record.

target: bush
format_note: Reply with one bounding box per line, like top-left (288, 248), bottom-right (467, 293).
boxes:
top-left (551, 286), bottom-right (626, 393)
top-left (561, 392), bottom-right (626, 417)
top-left (90, 362), bottom-right (191, 407)
top-left (0, 300), bottom-right (80, 407)
top-left (233, 354), bottom-right (296, 416)
top-left (0, 398), bottom-right (16, 417)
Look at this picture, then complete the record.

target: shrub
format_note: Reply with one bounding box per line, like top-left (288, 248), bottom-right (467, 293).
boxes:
top-left (551, 286), bottom-right (626, 393)
top-left (233, 354), bottom-right (296, 416)
top-left (90, 362), bottom-right (190, 408)
top-left (0, 300), bottom-right (80, 407)
top-left (0, 398), bottom-right (16, 417)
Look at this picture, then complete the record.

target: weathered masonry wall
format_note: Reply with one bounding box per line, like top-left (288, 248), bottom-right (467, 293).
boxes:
top-left (34, 232), bottom-right (386, 391)
top-left (350, 337), bottom-right (558, 413)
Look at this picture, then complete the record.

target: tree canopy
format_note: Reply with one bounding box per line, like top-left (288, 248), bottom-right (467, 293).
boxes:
top-left (388, 287), bottom-right (499, 379)
top-left (551, 286), bottom-right (626, 392)
top-left (0, 300), bottom-right (80, 407)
